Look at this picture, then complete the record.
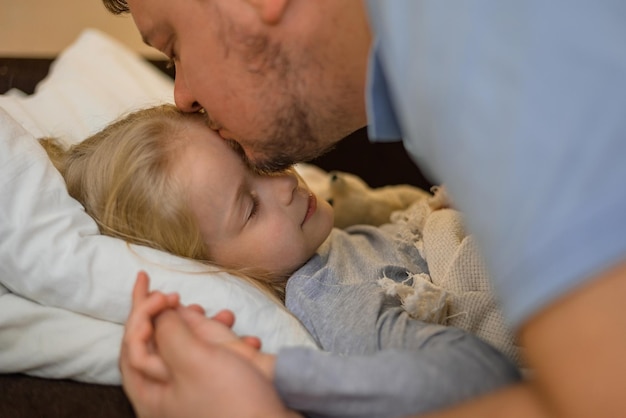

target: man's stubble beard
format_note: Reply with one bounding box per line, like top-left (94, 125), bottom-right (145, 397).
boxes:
top-left (241, 58), bottom-right (358, 173)
top-left (226, 24), bottom-right (351, 173)
top-left (245, 94), bottom-right (337, 173)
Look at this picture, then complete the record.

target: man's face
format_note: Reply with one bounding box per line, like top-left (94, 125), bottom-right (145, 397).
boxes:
top-left (126, 0), bottom-right (345, 171)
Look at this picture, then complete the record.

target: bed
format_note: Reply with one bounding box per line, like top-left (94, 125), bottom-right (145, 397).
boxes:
top-left (0, 29), bottom-right (432, 417)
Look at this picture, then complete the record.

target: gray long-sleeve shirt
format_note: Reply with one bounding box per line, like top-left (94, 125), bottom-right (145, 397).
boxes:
top-left (274, 224), bottom-right (520, 418)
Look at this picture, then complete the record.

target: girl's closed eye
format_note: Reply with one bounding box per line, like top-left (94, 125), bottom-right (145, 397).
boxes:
top-left (248, 192), bottom-right (260, 219)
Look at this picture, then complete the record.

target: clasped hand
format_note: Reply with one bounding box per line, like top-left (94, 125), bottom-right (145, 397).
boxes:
top-left (119, 271), bottom-right (299, 418)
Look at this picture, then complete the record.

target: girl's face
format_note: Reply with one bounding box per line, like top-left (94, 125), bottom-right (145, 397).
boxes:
top-left (173, 121), bottom-right (334, 276)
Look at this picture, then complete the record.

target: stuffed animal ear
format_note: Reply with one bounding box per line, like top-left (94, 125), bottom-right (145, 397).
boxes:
top-left (328, 172), bottom-right (345, 197)
top-left (328, 171), bottom-right (370, 196)
top-left (294, 163), bottom-right (338, 208)
top-left (295, 163), bottom-right (329, 197)
top-left (326, 170), bottom-right (409, 228)
top-left (295, 163), bottom-right (431, 229)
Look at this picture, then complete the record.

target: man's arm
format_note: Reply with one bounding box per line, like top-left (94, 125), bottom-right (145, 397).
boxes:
top-left (418, 384), bottom-right (549, 418)
top-left (418, 258), bottom-right (626, 418)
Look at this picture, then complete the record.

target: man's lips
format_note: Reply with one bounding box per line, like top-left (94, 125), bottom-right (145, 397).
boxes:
top-left (302, 192), bottom-right (317, 226)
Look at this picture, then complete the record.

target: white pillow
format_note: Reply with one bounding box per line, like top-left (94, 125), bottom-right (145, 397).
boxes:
top-left (0, 29), bottom-right (318, 384)
top-left (0, 28), bottom-right (175, 146)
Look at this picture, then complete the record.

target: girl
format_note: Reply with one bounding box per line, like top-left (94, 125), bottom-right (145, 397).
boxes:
top-left (42, 104), bottom-right (333, 302)
top-left (42, 104), bottom-right (519, 418)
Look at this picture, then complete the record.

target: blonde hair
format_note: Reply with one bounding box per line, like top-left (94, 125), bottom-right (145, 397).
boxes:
top-left (40, 104), bottom-right (285, 301)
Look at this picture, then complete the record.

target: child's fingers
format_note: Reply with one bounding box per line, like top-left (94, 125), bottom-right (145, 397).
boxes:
top-left (241, 336), bottom-right (262, 350)
top-left (177, 307), bottom-right (262, 351)
top-left (177, 306), bottom-right (212, 329)
top-left (177, 307), bottom-right (239, 346)
top-left (162, 292), bottom-right (181, 309)
top-left (137, 291), bottom-right (179, 320)
top-left (211, 309), bottom-right (236, 328)
top-left (152, 310), bottom-right (205, 376)
top-left (132, 271), bottom-right (151, 307)
top-left (122, 325), bottom-right (170, 382)
top-left (133, 271), bottom-right (180, 311)
top-left (132, 272), bottom-right (180, 318)
top-left (177, 307), bottom-right (236, 335)
top-left (124, 296), bottom-right (173, 382)
top-left (124, 341), bottom-right (171, 382)
top-left (186, 303), bottom-right (206, 315)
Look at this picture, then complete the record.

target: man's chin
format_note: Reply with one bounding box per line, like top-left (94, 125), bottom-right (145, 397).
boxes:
top-left (247, 143), bottom-right (335, 173)
top-left (248, 153), bottom-right (298, 173)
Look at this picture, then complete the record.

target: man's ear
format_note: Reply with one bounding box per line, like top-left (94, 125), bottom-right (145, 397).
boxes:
top-left (245, 0), bottom-right (289, 25)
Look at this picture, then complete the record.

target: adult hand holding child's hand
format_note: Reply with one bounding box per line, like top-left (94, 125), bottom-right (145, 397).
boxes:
top-left (119, 272), bottom-right (298, 418)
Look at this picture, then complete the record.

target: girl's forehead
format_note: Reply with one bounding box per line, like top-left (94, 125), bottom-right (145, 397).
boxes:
top-left (181, 124), bottom-right (247, 168)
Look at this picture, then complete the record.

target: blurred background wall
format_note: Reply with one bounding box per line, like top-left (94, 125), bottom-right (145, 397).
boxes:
top-left (0, 0), bottom-right (160, 57)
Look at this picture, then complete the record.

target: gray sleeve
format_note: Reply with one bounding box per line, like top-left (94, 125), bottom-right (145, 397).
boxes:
top-left (274, 326), bottom-right (520, 418)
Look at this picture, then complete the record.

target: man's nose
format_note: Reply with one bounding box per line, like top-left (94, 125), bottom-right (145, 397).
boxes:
top-left (174, 71), bottom-right (202, 113)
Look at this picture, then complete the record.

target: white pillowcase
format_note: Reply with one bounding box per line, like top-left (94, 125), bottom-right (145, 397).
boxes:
top-left (0, 28), bottom-right (175, 146)
top-left (0, 29), bottom-right (317, 384)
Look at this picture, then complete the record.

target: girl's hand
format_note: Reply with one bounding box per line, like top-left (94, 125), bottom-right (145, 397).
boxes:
top-left (119, 271), bottom-right (295, 418)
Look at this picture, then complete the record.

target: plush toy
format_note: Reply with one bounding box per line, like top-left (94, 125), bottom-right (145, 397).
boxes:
top-left (295, 163), bottom-right (431, 228)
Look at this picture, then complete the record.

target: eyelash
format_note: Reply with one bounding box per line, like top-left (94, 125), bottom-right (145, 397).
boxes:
top-left (165, 42), bottom-right (177, 69)
top-left (249, 193), bottom-right (260, 219)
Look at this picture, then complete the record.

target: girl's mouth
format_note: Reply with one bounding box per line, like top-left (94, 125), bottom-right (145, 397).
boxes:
top-left (302, 192), bottom-right (317, 226)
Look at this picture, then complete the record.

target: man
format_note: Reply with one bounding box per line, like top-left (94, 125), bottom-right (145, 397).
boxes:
top-left (104, 0), bottom-right (626, 417)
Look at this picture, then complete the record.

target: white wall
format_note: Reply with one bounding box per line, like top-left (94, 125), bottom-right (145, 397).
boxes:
top-left (0, 0), bottom-right (160, 57)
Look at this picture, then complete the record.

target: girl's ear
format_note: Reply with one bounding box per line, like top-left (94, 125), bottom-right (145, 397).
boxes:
top-left (245, 0), bottom-right (289, 25)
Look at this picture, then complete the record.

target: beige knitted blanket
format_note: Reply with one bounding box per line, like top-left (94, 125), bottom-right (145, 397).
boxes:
top-left (379, 189), bottom-right (523, 367)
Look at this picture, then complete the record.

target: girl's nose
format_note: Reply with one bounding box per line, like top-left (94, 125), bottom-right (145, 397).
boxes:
top-left (270, 170), bottom-right (299, 206)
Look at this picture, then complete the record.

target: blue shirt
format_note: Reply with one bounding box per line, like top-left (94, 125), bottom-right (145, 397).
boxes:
top-left (365, 0), bottom-right (626, 328)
